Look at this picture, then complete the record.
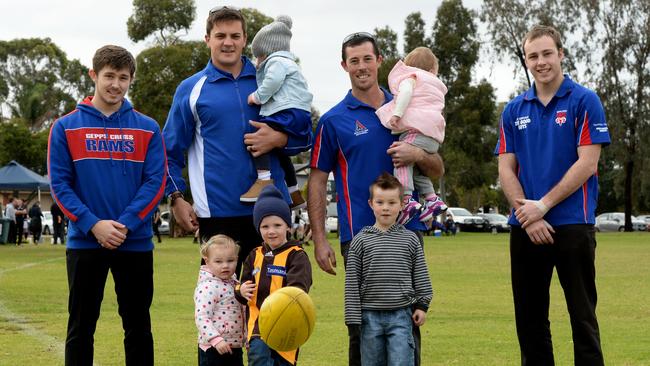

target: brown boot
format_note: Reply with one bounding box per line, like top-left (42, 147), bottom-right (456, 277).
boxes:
top-left (240, 179), bottom-right (274, 202)
top-left (290, 190), bottom-right (306, 210)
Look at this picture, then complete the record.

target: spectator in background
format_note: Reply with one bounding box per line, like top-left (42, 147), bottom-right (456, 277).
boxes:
top-left (5, 197), bottom-right (17, 244)
top-left (29, 202), bottom-right (44, 244)
top-left (51, 201), bottom-right (66, 245)
top-left (14, 199), bottom-right (27, 245)
top-left (152, 207), bottom-right (162, 244)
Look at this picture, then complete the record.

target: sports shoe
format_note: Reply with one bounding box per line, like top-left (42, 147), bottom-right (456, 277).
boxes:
top-left (419, 196), bottom-right (448, 222)
top-left (240, 179), bottom-right (274, 202)
top-left (397, 198), bottom-right (422, 225)
top-left (290, 190), bottom-right (307, 210)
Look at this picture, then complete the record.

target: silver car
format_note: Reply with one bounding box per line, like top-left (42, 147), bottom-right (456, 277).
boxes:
top-left (595, 212), bottom-right (646, 232)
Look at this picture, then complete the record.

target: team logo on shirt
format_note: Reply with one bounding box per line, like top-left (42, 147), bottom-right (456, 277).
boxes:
top-left (555, 110), bottom-right (567, 126)
top-left (354, 120), bottom-right (368, 136)
top-left (515, 116), bottom-right (531, 130)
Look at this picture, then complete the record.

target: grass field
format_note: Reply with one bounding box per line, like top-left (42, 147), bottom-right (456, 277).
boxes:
top-left (1, 232), bottom-right (649, 365)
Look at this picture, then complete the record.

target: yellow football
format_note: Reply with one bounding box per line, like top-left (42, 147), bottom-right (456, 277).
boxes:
top-left (258, 286), bottom-right (316, 351)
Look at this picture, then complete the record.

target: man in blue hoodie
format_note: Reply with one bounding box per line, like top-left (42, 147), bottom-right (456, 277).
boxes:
top-left (48, 45), bottom-right (166, 366)
top-left (163, 7), bottom-right (312, 275)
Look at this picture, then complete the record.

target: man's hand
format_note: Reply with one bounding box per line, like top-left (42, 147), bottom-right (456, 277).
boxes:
top-left (387, 141), bottom-right (425, 168)
top-left (515, 198), bottom-right (549, 228)
top-left (247, 93), bottom-right (260, 106)
top-left (412, 309), bottom-right (427, 326)
top-left (215, 340), bottom-right (232, 355)
top-left (171, 198), bottom-right (198, 232)
top-left (313, 237), bottom-right (337, 275)
top-left (239, 280), bottom-right (256, 301)
top-left (91, 220), bottom-right (127, 249)
top-left (388, 115), bottom-right (401, 129)
top-left (524, 219), bottom-right (555, 245)
top-left (244, 121), bottom-right (288, 157)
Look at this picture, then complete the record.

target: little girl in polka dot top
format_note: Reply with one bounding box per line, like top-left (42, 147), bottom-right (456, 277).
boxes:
top-left (194, 234), bottom-right (246, 366)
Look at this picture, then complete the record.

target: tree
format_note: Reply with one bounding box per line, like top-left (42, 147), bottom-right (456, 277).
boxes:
top-left (373, 26), bottom-right (400, 89)
top-left (0, 119), bottom-right (49, 174)
top-left (431, 0), bottom-right (498, 211)
top-left (0, 38), bottom-right (92, 130)
top-left (584, 0), bottom-right (650, 230)
top-left (130, 41), bottom-right (209, 127)
top-left (403, 12), bottom-right (431, 54)
top-left (127, 0), bottom-right (196, 46)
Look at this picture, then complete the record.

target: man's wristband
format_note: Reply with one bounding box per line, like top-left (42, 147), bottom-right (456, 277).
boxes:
top-left (533, 200), bottom-right (549, 215)
top-left (169, 191), bottom-right (184, 207)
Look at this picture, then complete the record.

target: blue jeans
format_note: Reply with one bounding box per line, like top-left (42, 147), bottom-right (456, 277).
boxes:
top-left (247, 338), bottom-right (292, 366)
top-left (361, 308), bottom-right (415, 366)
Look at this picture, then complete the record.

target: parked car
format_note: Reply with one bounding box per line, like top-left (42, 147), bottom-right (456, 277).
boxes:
top-left (41, 211), bottom-right (53, 235)
top-left (445, 207), bottom-right (486, 232)
top-left (326, 216), bottom-right (338, 233)
top-left (639, 215), bottom-right (650, 232)
top-left (595, 212), bottom-right (646, 232)
top-left (158, 210), bottom-right (170, 235)
top-left (477, 213), bottom-right (510, 232)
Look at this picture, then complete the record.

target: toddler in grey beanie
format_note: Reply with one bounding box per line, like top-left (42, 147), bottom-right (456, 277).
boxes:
top-left (242, 15), bottom-right (313, 209)
top-left (252, 15), bottom-right (293, 61)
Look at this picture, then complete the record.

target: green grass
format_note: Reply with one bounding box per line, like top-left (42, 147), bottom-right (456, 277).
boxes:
top-left (1, 232), bottom-right (649, 365)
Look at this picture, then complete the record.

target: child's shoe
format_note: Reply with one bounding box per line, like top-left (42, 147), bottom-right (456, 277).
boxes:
top-left (290, 190), bottom-right (307, 210)
top-left (419, 196), bottom-right (448, 222)
top-left (240, 179), bottom-right (274, 202)
top-left (397, 198), bottom-right (422, 225)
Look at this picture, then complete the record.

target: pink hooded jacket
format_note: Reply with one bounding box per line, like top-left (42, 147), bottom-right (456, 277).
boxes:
top-left (376, 60), bottom-right (448, 143)
top-left (194, 265), bottom-right (246, 351)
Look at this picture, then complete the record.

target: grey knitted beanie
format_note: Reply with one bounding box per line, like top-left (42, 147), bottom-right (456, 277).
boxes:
top-left (252, 15), bottom-right (293, 59)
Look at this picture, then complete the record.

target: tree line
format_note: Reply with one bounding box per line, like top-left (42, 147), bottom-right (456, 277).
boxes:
top-left (1, 0), bottom-right (648, 227)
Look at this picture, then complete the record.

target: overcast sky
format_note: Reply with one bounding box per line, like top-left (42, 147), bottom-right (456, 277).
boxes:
top-left (0, 0), bottom-right (521, 114)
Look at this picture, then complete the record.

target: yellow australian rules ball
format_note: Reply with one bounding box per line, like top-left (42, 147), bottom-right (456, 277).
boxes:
top-left (258, 286), bottom-right (316, 351)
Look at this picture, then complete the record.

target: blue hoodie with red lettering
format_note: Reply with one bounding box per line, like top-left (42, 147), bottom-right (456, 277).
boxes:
top-left (47, 97), bottom-right (167, 251)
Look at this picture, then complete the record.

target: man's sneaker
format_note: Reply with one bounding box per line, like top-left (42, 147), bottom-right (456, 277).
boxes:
top-left (397, 199), bottom-right (422, 225)
top-left (290, 190), bottom-right (307, 210)
top-left (240, 179), bottom-right (274, 202)
top-left (419, 196), bottom-right (448, 222)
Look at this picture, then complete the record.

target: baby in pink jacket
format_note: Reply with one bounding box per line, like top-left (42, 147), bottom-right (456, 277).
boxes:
top-left (194, 235), bottom-right (246, 366)
top-left (376, 47), bottom-right (448, 224)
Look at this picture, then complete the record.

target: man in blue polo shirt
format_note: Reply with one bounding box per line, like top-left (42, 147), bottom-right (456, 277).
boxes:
top-left (308, 32), bottom-right (443, 366)
top-left (495, 25), bottom-right (609, 365)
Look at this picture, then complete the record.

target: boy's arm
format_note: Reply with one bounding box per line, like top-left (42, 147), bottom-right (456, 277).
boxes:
top-left (48, 120), bottom-right (100, 234)
top-left (117, 126), bottom-right (167, 233)
top-left (285, 250), bottom-right (313, 293)
top-left (253, 59), bottom-right (288, 105)
top-left (344, 238), bottom-right (363, 325)
top-left (411, 235), bottom-right (433, 311)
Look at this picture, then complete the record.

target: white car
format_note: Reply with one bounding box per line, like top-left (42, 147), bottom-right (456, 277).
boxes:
top-left (41, 211), bottom-right (53, 235)
top-left (446, 207), bottom-right (486, 232)
top-left (326, 216), bottom-right (338, 233)
top-left (158, 211), bottom-right (170, 235)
